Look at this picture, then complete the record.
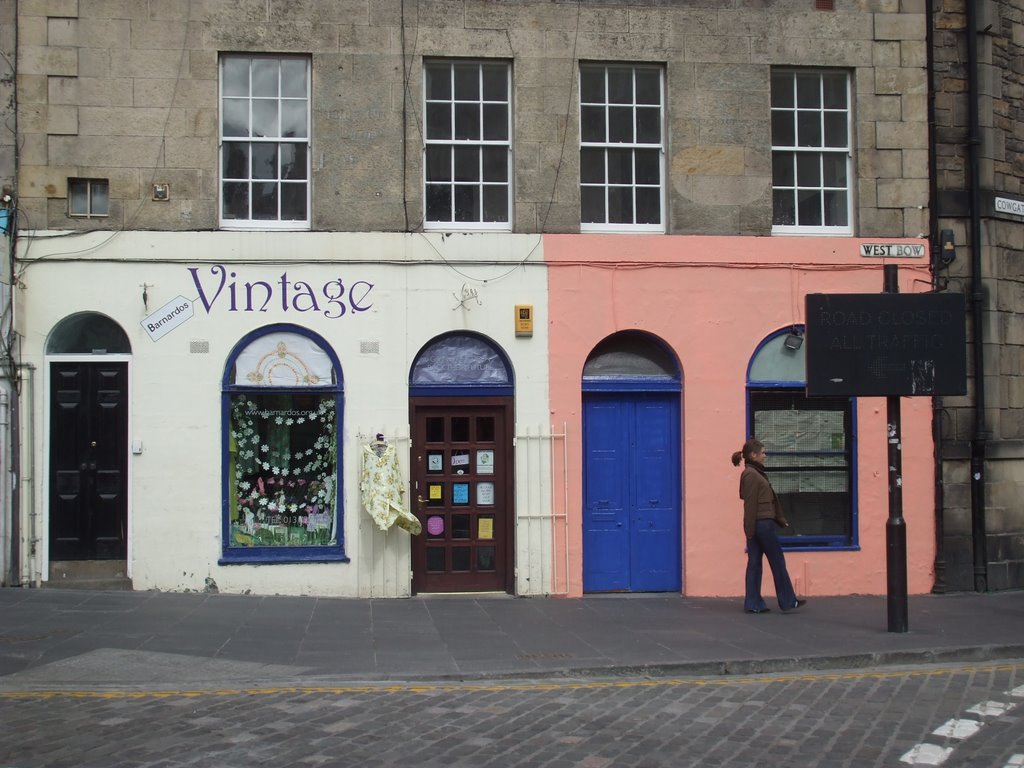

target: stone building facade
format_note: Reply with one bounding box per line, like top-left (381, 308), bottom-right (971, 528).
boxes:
top-left (931, 0), bottom-right (1024, 592)
top-left (2, 1), bottom-right (961, 599)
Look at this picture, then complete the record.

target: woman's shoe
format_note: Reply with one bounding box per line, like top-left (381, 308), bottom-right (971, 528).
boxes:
top-left (745, 607), bottom-right (771, 614)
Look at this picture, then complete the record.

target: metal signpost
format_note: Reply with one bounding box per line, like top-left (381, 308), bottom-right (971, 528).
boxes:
top-left (805, 266), bottom-right (967, 632)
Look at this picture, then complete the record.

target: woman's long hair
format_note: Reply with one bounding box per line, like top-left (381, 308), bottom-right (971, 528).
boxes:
top-left (731, 438), bottom-right (764, 467)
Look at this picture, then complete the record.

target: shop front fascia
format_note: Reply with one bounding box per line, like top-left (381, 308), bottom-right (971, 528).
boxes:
top-left (15, 231), bottom-right (552, 598)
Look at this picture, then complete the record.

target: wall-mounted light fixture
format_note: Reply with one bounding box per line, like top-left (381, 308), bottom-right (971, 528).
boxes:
top-left (783, 329), bottom-right (804, 350)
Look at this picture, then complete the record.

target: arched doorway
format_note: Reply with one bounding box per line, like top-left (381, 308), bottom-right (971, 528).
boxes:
top-left (46, 313), bottom-right (131, 570)
top-left (409, 333), bottom-right (514, 594)
top-left (582, 331), bottom-right (682, 592)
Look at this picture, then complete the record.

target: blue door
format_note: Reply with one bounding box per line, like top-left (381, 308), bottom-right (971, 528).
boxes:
top-left (583, 392), bottom-right (681, 592)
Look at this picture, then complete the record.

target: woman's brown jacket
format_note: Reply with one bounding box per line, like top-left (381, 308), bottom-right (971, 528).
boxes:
top-left (739, 461), bottom-right (788, 538)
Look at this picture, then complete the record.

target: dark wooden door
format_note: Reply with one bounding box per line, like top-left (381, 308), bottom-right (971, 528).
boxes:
top-left (410, 398), bottom-right (513, 593)
top-left (49, 361), bottom-right (128, 560)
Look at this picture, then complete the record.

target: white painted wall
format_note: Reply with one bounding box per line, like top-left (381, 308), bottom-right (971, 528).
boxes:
top-left (17, 231), bottom-right (551, 597)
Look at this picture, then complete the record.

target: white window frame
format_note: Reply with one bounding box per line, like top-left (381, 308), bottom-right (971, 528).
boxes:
top-left (770, 68), bottom-right (853, 236)
top-left (423, 59), bottom-right (513, 231)
top-left (68, 178), bottom-right (109, 218)
top-left (219, 54), bottom-right (311, 231)
top-left (579, 63), bottom-right (665, 234)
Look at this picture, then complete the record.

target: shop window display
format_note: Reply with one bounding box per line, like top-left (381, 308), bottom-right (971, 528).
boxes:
top-left (222, 325), bottom-right (345, 562)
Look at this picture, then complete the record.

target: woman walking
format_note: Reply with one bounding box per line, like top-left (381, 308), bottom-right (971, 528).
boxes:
top-left (732, 438), bottom-right (806, 614)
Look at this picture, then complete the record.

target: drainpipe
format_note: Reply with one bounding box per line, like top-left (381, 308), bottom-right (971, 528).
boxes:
top-left (966, 0), bottom-right (989, 592)
top-left (924, 0), bottom-right (948, 594)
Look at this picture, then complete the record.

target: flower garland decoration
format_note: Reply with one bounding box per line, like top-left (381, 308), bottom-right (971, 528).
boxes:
top-left (230, 394), bottom-right (337, 545)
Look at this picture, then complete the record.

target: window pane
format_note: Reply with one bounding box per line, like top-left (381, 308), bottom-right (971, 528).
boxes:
top-left (223, 98), bottom-right (249, 137)
top-left (822, 73), bottom-right (847, 109)
top-left (426, 547), bottom-right (445, 571)
top-left (426, 103), bottom-right (452, 140)
top-left (477, 545), bottom-right (496, 571)
top-left (451, 417), bottom-right (470, 442)
top-left (451, 547), bottom-right (471, 571)
top-left (608, 106), bottom-right (633, 143)
top-left (426, 146), bottom-right (452, 182)
top-left (223, 57), bottom-right (250, 97)
top-left (426, 184), bottom-right (452, 221)
top-left (796, 154), bottom-right (820, 186)
top-left (772, 189), bottom-right (795, 226)
top-left (607, 67), bottom-right (632, 103)
top-left (281, 59), bottom-right (308, 98)
top-left (482, 103), bottom-right (508, 141)
top-left (425, 65), bottom-right (450, 100)
top-left (253, 182), bottom-right (278, 219)
top-left (635, 70), bottom-right (660, 105)
top-left (281, 143), bottom-right (307, 181)
top-left (223, 182), bottom-right (249, 219)
top-left (771, 72), bottom-right (793, 108)
top-left (771, 111), bottom-right (794, 147)
top-left (635, 149), bottom-right (660, 185)
top-left (797, 189), bottom-right (821, 226)
top-left (580, 147), bottom-right (605, 184)
top-left (608, 186), bottom-right (633, 223)
top-left (281, 100), bottom-right (307, 138)
top-left (482, 185), bottom-right (507, 222)
top-left (454, 185), bottom-right (479, 222)
top-left (252, 144), bottom-right (278, 180)
top-left (580, 105), bottom-right (606, 142)
top-left (796, 73), bottom-right (820, 108)
top-left (635, 187), bottom-right (660, 225)
top-left (281, 182), bottom-right (307, 221)
top-left (481, 64), bottom-right (507, 100)
top-left (824, 190), bottom-right (848, 227)
top-left (607, 148), bottom-right (632, 184)
top-left (426, 417), bottom-right (445, 442)
top-left (452, 514), bottom-right (471, 539)
top-left (482, 147), bottom-right (507, 182)
top-left (822, 153), bottom-right (846, 187)
top-left (581, 186), bottom-right (605, 223)
top-left (228, 392), bottom-right (337, 548)
top-left (636, 107), bottom-right (660, 144)
top-left (454, 147), bottom-right (479, 182)
top-left (772, 152), bottom-right (794, 186)
top-left (224, 143), bottom-right (249, 179)
top-left (69, 182), bottom-right (88, 215)
top-left (91, 182), bottom-right (109, 214)
top-left (454, 64), bottom-right (479, 100)
top-left (476, 417), bottom-right (495, 442)
top-left (252, 100), bottom-right (279, 138)
top-left (252, 59), bottom-right (279, 97)
top-left (823, 112), bottom-right (847, 148)
top-left (796, 111), bottom-right (821, 147)
top-left (454, 103), bottom-right (480, 140)
top-left (580, 68), bottom-right (604, 103)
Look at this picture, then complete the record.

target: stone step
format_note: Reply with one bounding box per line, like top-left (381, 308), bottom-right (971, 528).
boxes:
top-left (46, 560), bottom-right (133, 591)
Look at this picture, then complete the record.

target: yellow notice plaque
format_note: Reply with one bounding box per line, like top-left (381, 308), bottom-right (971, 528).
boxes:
top-left (515, 304), bottom-right (533, 337)
top-left (479, 517), bottom-right (494, 540)
top-left (429, 484), bottom-right (442, 500)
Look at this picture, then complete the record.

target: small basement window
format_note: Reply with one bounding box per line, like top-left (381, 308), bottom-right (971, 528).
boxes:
top-left (69, 178), bottom-right (109, 218)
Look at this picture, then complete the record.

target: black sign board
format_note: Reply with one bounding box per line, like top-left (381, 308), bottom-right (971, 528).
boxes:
top-left (805, 293), bottom-right (967, 397)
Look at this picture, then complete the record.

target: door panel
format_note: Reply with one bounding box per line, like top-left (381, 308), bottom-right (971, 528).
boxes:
top-left (411, 398), bottom-right (512, 593)
top-left (583, 392), bottom-right (681, 592)
top-left (49, 362), bottom-right (128, 560)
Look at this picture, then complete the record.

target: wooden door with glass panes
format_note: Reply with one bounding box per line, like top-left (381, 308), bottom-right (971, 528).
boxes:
top-left (411, 398), bottom-right (512, 593)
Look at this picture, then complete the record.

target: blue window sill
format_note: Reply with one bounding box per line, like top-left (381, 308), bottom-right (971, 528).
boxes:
top-left (219, 547), bottom-right (350, 565)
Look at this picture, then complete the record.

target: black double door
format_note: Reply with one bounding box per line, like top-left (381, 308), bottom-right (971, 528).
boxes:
top-left (49, 361), bottom-right (128, 560)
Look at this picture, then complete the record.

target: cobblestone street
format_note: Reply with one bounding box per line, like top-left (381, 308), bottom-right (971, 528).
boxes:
top-left (3, 662), bottom-right (1023, 768)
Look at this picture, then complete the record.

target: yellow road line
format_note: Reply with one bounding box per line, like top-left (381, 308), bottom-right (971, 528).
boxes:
top-left (1, 662), bottom-right (1021, 700)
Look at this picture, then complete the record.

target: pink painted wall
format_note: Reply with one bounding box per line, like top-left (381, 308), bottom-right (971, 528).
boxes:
top-left (544, 234), bottom-right (936, 599)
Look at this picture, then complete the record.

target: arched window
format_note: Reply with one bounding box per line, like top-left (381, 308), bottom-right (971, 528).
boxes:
top-left (47, 312), bottom-right (131, 354)
top-left (747, 327), bottom-right (857, 549)
top-left (220, 324), bottom-right (347, 563)
top-left (409, 332), bottom-right (513, 395)
top-left (583, 330), bottom-right (680, 390)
